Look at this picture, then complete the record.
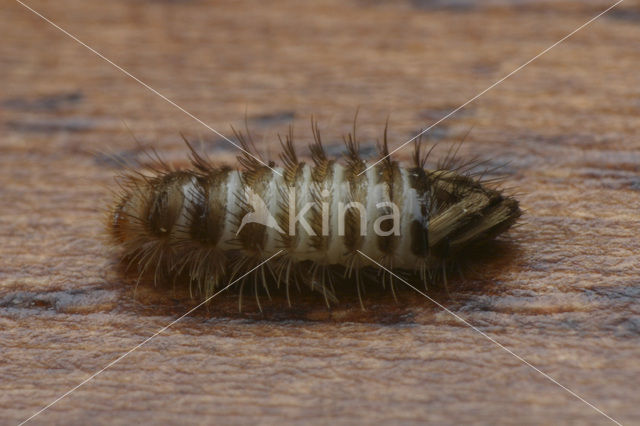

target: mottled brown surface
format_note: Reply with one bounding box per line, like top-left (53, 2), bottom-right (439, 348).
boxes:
top-left (1, 0), bottom-right (639, 424)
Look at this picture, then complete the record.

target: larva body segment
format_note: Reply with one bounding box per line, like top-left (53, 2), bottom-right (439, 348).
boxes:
top-left (108, 124), bottom-right (521, 307)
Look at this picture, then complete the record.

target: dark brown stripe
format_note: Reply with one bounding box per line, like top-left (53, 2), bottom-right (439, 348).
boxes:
top-left (188, 168), bottom-right (230, 246)
top-left (276, 163), bottom-right (307, 251)
top-left (408, 167), bottom-right (430, 257)
top-left (237, 166), bottom-right (273, 252)
top-left (309, 160), bottom-right (334, 251)
top-left (343, 160), bottom-right (366, 252)
top-left (376, 161), bottom-right (401, 257)
top-left (144, 171), bottom-right (190, 238)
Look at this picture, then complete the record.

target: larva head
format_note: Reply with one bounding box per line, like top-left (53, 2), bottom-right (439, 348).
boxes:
top-left (109, 172), bottom-right (192, 246)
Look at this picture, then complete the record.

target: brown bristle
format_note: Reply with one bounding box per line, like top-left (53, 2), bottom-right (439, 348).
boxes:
top-left (107, 120), bottom-right (521, 310)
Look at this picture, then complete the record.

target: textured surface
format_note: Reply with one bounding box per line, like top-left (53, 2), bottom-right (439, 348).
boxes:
top-left (1, 0), bottom-right (639, 424)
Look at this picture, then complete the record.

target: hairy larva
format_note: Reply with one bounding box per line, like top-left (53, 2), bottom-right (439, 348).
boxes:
top-left (107, 120), bottom-right (521, 309)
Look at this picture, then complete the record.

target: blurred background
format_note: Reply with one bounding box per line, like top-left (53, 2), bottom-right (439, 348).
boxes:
top-left (1, 0), bottom-right (639, 424)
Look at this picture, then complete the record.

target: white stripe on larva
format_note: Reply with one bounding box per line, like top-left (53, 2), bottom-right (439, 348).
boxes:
top-left (219, 170), bottom-right (243, 251)
top-left (212, 162), bottom-right (431, 268)
top-left (167, 160), bottom-right (437, 271)
top-left (174, 176), bottom-right (199, 239)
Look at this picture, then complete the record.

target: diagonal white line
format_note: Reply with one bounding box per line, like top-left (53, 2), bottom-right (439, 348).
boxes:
top-left (360, 0), bottom-right (625, 175)
top-left (356, 250), bottom-right (622, 425)
top-left (14, 0), bottom-right (282, 176)
top-left (18, 250), bottom-right (284, 426)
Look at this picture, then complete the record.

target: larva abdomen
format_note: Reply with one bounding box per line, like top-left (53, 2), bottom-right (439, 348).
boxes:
top-left (109, 124), bottom-right (521, 306)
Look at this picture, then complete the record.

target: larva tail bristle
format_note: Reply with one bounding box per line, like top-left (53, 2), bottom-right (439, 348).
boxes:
top-left (412, 139), bottom-right (423, 169)
top-left (413, 134), bottom-right (438, 171)
top-left (437, 126), bottom-right (475, 172)
top-left (437, 140), bottom-right (463, 172)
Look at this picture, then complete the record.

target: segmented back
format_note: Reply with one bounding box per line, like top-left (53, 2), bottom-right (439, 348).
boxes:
top-left (108, 123), bottom-right (521, 309)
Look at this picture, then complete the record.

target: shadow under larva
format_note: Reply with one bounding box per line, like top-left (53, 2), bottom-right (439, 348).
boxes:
top-left (105, 119), bottom-right (521, 311)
